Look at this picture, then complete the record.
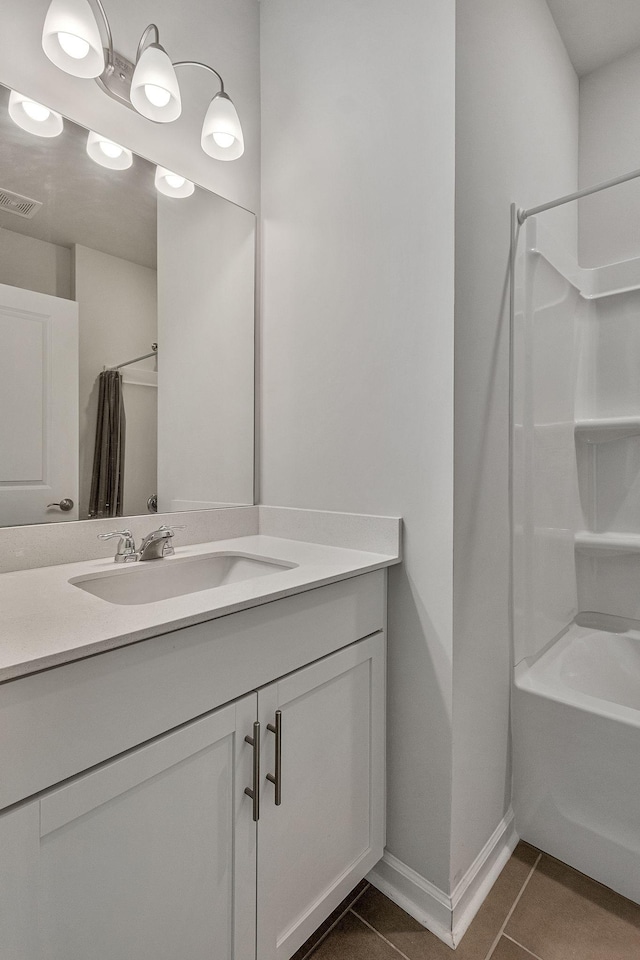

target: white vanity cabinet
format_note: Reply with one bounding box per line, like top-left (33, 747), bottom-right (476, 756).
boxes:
top-left (257, 631), bottom-right (385, 960)
top-left (0, 570), bottom-right (386, 960)
top-left (2, 696), bottom-right (258, 960)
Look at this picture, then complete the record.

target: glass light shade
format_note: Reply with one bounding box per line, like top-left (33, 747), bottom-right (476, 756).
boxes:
top-left (200, 92), bottom-right (244, 161)
top-left (8, 91), bottom-right (64, 138)
top-left (42, 0), bottom-right (105, 79)
top-left (58, 32), bottom-right (91, 59)
top-left (144, 84), bottom-right (171, 108)
top-left (86, 131), bottom-right (133, 170)
top-left (23, 101), bottom-right (52, 122)
top-left (130, 45), bottom-right (181, 122)
top-left (154, 166), bottom-right (195, 198)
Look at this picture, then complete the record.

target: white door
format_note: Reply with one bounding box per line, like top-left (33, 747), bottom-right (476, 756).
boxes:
top-left (257, 632), bottom-right (386, 960)
top-left (0, 696), bottom-right (257, 960)
top-left (0, 282), bottom-right (78, 524)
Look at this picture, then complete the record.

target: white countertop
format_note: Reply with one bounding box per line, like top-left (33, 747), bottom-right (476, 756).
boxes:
top-left (0, 534), bottom-right (399, 682)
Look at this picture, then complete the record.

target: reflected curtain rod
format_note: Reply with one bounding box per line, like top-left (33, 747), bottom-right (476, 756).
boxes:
top-left (518, 166), bottom-right (640, 224)
top-left (110, 342), bottom-right (158, 370)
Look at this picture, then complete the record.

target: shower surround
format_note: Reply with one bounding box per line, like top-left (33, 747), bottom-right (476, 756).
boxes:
top-left (511, 216), bottom-right (640, 904)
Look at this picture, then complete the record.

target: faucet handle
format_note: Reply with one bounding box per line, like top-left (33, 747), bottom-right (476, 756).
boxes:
top-left (153, 524), bottom-right (186, 557)
top-left (98, 529), bottom-right (133, 540)
top-left (158, 524), bottom-right (186, 535)
top-left (97, 529), bottom-right (137, 563)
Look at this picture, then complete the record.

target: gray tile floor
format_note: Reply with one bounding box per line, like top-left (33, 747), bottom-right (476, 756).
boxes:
top-left (293, 843), bottom-right (640, 960)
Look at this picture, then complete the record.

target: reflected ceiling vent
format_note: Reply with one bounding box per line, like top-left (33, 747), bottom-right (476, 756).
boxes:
top-left (0, 187), bottom-right (43, 219)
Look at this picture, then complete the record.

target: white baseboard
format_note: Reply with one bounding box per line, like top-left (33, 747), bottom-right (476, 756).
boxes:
top-left (366, 809), bottom-right (517, 950)
top-left (366, 850), bottom-right (454, 946)
top-left (450, 808), bottom-right (518, 945)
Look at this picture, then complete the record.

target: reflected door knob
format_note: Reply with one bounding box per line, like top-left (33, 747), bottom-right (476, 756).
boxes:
top-left (47, 498), bottom-right (74, 512)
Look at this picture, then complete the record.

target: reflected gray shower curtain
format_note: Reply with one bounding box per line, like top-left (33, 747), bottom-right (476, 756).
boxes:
top-left (89, 370), bottom-right (126, 518)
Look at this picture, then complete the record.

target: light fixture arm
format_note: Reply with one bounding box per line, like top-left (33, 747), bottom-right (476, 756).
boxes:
top-left (90, 0), bottom-right (113, 60)
top-left (173, 60), bottom-right (224, 95)
top-left (136, 23), bottom-right (160, 62)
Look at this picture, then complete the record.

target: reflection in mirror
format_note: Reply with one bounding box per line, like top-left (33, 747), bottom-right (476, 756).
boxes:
top-left (0, 83), bottom-right (255, 528)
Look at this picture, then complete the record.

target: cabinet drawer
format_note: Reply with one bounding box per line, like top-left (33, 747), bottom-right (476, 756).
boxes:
top-left (0, 570), bottom-right (385, 809)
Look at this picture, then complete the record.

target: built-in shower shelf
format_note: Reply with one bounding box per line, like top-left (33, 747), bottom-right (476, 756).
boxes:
top-left (574, 416), bottom-right (640, 443)
top-left (575, 531), bottom-right (640, 555)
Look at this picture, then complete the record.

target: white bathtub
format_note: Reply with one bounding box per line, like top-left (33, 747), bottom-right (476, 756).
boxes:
top-left (512, 616), bottom-right (640, 904)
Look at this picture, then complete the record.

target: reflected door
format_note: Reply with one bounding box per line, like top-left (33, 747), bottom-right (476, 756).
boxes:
top-left (0, 283), bottom-right (78, 525)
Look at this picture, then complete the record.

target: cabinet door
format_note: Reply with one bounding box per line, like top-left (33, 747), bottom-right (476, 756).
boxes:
top-left (0, 696), bottom-right (257, 960)
top-left (257, 632), bottom-right (385, 960)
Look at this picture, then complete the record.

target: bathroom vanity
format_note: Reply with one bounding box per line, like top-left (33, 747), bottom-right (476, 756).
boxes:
top-left (0, 12), bottom-right (402, 955)
top-left (0, 512), bottom-right (400, 960)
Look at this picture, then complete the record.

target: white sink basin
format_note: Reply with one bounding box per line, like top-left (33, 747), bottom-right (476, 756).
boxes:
top-left (70, 552), bottom-right (297, 605)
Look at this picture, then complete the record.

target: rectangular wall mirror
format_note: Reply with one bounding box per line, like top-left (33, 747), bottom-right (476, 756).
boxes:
top-left (0, 83), bottom-right (255, 528)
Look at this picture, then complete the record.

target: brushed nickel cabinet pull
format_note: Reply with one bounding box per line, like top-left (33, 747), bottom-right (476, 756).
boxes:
top-left (266, 710), bottom-right (282, 806)
top-left (244, 721), bottom-right (260, 821)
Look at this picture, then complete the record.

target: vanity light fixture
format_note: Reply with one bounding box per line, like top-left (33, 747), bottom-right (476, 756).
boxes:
top-left (200, 90), bottom-right (244, 161)
top-left (8, 91), bottom-right (64, 137)
top-left (41, 0), bottom-right (244, 160)
top-left (130, 26), bottom-right (181, 123)
top-left (42, 0), bottom-right (105, 79)
top-left (86, 131), bottom-right (132, 169)
top-left (154, 166), bottom-right (195, 199)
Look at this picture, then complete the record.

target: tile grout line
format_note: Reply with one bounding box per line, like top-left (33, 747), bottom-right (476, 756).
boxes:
top-left (350, 908), bottom-right (414, 960)
top-left (298, 883), bottom-right (372, 960)
top-left (482, 853), bottom-right (542, 960)
top-left (502, 933), bottom-right (547, 960)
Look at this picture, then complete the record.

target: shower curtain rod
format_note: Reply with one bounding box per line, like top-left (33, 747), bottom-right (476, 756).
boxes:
top-left (517, 165), bottom-right (640, 224)
top-left (110, 343), bottom-right (158, 370)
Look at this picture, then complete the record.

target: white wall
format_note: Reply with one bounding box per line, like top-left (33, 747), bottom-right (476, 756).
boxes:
top-left (157, 190), bottom-right (255, 512)
top-left (74, 245), bottom-right (157, 519)
top-left (452, 0), bottom-right (578, 886)
top-left (260, 0), bottom-right (456, 892)
top-left (0, 0), bottom-right (259, 213)
top-left (579, 45), bottom-right (640, 267)
top-left (0, 229), bottom-right (71, 299)
top-left (575, 45), bottom-right (640, 624)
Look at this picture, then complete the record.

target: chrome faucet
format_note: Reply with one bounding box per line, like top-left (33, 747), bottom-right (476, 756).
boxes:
top-left (138, 525), bottom-right (179, 561)
top-left (98, 525), bottom-right (185, 562)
